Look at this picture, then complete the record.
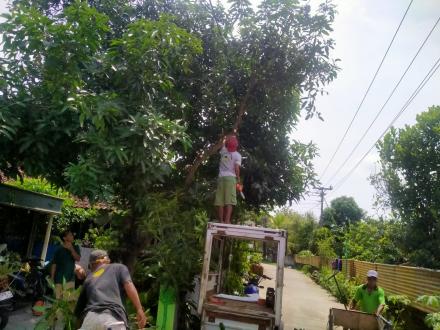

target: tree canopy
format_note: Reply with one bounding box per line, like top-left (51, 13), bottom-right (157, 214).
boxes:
top-left (0, 0), bottom-right (339, 283)
top-left (371, 106), bottom-right (440, 268)
top-left (321, 195), bottom-right (364, 228)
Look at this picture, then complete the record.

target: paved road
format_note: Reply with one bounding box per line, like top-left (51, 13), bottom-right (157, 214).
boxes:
top-left (262, 264), bottom-right (344, 330)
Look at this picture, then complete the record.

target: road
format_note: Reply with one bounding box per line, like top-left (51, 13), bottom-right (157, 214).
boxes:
top-left (262, 264), bottom-right (344, 330)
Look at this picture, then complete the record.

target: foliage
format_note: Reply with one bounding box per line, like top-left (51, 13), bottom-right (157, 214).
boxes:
top-left (0, 244), bottom-right (21, 278)
top-left (7, 177), bottom-right (97, 235)
top-left (34, 279), bottom-right (81, 330)
top-left (322, 196), bottom-right (364, 228)
top-left (372, 106), bottom-right (440, 268)
top-left (140, 193), bottom-right (209, 293)
top-left (383, 295), bottom-right (411, 330)
top-left (300, 264), bottom-right (312, 274)
top-left (297, 250), bottom-right (314, 257)
top-left (343, 219), bottom-right (405, 264)
top-left (314, 267), bottom-right (357, 306)
top-left (417, 294), bottom-right (440, 330)
top-left (1, 1), bottom-right (339, 327)
top-left (310, 226), bottom-right (336, 256)
top-left (272, 209), bottom-right (318, 255)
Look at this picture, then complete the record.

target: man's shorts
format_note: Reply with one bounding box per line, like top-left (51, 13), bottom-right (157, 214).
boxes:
top-left (79, 311), bottom-right (126, 330)
top-left (214, 176), bottom-right (237, 206)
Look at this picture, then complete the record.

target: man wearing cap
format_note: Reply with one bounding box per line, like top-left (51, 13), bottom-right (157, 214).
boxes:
top-left (350, 270), bottom-right (386, 316)
top-left (74, 250), bottom-right (147, 330)
top-left (214, 135), bottom-right (242, 224)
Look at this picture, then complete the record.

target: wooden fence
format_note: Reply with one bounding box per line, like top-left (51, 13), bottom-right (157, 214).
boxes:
top-left (294, 255), bottom-right (440, 313)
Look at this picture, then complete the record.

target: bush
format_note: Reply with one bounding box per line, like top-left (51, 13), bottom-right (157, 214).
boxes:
top-left (384, 295), bottom-right (411, 330)
top-left (301, 265), bottom-right (312, 274)
top-left (315, 267), bottom-right (356, 306)
top-left (417, 295), bottom-right (440, 330)
top-left (297, 250), bottom-right (314, 257)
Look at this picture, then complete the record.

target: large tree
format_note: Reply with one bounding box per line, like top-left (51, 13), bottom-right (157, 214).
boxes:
top-left (322, 196), bottom-right (364, 228)
top-left (371, 106), bottom-right (440, 268)
top-left (0, 0), bottom-right (339, 274)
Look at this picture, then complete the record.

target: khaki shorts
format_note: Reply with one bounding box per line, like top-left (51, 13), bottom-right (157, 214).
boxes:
top-left (215, 176), bottom-right (237, 206)
top-left (55, 281), bottom-right (75, 300)
top-left (80, 311), bottom-right (126, 330)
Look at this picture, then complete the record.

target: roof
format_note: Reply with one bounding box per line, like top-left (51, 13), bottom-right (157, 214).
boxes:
top-left (0, 183), bottom-right (64, 215)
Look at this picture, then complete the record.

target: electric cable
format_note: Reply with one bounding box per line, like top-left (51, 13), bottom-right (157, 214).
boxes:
top-left (325, 14), bottom-right (440, 186)
top-left (331, 54), bottom-right (440, 192)
top-left (319, 0), bottom-right (414, 180)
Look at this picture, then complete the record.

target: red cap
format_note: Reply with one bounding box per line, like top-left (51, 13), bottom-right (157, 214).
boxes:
top-left (225, 135), bottom-right (239, 152)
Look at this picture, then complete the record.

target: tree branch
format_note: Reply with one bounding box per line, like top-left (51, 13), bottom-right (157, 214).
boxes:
top-left (184, 76), bottom-right (257, 187)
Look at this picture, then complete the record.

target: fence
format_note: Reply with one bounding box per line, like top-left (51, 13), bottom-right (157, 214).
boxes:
top-left (294, 255), bottom-right (440, 313)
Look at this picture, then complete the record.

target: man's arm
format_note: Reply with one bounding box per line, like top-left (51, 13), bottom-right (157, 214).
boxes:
top-left (50, 263), bottom-right (56, 280)
top-left (235, 163), bottom-right (240, 180)
top-left (64, 243), bottom-right (81, 262)
top-left (375, 289), bottom-right (386, 316)
top-left (375, 304), bottom-right (385, 316)
top-left (124, 281), bottom-right (147, 329)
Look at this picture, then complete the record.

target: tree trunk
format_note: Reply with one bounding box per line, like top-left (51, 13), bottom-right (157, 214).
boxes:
top-left (184, 76), bottom-right (257, 187)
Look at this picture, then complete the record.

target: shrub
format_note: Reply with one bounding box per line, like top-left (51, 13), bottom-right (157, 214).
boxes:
top-left (297, 250), bottom-right (314, 257)
top-left (384, 295), bottom-right (411, 330)
top-left (301, 265), bottom-right (312, 274)
top-left (417, 295), bottom-right (440, 330)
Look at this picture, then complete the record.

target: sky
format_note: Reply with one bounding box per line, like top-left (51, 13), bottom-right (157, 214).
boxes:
top-left (289, 0), bottom-right (440, 218)
top-left (0, 0), bottom-right (439, 218)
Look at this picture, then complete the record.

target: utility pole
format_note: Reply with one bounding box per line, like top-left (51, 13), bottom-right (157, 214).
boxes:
top-left (317, 186), bottom-right (332, 225)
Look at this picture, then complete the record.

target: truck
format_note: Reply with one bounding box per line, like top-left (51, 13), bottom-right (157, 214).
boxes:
top-left (197, 222), bottom-right (286, 330)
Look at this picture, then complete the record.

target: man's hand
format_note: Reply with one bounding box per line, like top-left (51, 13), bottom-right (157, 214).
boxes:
top-left (136, 308), bottom-right (147, 329)
top-left (63, 241), bottom-right (73, 250)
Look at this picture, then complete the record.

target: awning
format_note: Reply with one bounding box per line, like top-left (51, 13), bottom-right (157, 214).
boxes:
top-left (0, 183), bottom-right (63, 214)
top-left (0, 183), bottom-right (64, 262)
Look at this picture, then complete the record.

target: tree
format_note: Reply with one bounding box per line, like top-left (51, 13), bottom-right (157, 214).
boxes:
top-left (343, 219), bottom-right (404, 264)
top-left (271, 209), bottom-right (318, 255)
top-left (371, 106), bottom-right (440, 268)
top-left (322, 196), bottom-right (364, 228)
top-left (0, 0), bottom-right (338, 277)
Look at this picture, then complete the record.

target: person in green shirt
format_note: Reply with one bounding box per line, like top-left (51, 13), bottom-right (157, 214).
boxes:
top-left (350, 270), bottom-right (385, 316)
top-left (50, 230), bottom-right (81, 299)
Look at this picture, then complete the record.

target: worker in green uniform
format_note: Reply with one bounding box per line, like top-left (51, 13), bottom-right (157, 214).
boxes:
top-left (350, 270), bottom-right (385, 316)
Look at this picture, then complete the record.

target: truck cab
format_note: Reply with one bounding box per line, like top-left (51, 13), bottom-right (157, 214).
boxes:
top-left (198, 222), bottom-right (286, 330)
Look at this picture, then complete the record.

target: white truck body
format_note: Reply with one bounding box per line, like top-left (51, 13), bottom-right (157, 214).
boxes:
top-left (198, 222), bottom-right (286, 330)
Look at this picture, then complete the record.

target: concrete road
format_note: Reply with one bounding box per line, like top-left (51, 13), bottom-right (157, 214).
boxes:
top-left (262, 264), bottom-right (344, 330)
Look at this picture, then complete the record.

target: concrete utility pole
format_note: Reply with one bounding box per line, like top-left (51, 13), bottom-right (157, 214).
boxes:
top-left (317, 186), bottom-right (333, 225)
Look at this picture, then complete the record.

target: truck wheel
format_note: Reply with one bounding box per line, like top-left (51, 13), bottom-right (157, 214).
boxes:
top-left (0, 312), bottom-right (9, 330)
top-left (274, 320), bottom-right (284, 330)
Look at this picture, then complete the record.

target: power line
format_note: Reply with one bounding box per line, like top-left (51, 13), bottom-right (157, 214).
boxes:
top-left (319, 0), bottom-right (414, 180)
top-left (325, 14), bottom-right (440, 186)
top-left (331, 54), bottom-right (440, 193)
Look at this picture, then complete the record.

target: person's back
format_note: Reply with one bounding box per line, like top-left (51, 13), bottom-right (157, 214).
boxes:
top-left (75, 250), bottom-right (147, 330)
top-left (81, 263), bottom-right (129, 324)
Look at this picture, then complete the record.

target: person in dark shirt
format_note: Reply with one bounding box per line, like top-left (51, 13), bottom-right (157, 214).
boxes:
top-left (74, 250), bottom-right (147, 330)
top-left (50, 230), bottom-right (81, 299)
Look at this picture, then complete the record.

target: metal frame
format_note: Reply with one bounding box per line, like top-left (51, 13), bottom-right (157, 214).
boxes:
top-left (198, 222), bottom-right (287, 328)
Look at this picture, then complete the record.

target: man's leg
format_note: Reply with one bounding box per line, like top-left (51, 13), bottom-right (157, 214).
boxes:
top-left (54, 284), bottom-right (62, 300)
top-left (224, 205), bottom-right (233, 224)
top-left (217, 206), bottom-right (224, 223)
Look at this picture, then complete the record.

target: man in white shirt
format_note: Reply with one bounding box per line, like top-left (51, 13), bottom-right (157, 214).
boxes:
top-left (214, 135), bottom-right (242, 223)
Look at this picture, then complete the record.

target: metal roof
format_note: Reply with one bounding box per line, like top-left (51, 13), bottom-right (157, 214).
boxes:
top-left (0, 183), bottom-right (63, 215)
